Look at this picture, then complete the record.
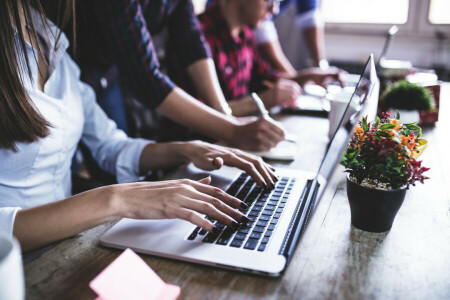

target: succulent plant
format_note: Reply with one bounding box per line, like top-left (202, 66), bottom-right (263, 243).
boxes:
top-left (382, 80), bottom-right (434, 111)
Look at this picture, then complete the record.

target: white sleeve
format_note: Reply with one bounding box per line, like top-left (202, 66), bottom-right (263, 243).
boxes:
top-left (78, 80), bottom-right (152, 183)
top-left (295, 9), bottom-right (324, 30)
top-left (253, 19), bottom-right (279, 45)
top-left (0, 207), bottom-right (21, 238)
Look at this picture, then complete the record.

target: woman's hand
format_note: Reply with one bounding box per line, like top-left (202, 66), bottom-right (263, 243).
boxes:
top-left (184, 140), bottom-right (277, 189)
top-left (112, 176), bottom-right (250, 232)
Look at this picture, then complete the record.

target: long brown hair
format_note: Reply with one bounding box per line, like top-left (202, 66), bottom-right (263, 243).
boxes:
top-left (0, 0), bottom-right (74, 152)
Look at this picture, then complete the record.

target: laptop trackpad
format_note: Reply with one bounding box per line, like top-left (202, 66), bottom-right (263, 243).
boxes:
top-left (170, 163), bottom-right (240, 191)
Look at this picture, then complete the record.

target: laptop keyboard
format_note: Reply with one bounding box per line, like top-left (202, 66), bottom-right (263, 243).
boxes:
top-left (187, 173), bottom-right (295, 252)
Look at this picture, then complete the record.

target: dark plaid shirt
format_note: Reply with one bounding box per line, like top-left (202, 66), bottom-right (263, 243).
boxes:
top-left (76, 0), bottom-right (210, 109)
top-left (169, 3), bottom-right (278, 101)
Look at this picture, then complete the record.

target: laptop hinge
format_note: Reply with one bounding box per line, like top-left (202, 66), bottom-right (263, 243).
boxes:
top-left (279, 178), bottom-right (320, 261)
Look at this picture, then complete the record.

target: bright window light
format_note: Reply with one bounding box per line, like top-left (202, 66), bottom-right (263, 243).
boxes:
top-left (322, 0), bottom-right (409, 24)
top-left (429, 0), bottom-right (450, 24)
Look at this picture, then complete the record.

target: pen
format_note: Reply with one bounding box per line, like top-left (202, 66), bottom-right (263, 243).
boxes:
top-left (251, 93), bottom-right (297, 144)
top-left (251, 92), bottom-right (269, 117)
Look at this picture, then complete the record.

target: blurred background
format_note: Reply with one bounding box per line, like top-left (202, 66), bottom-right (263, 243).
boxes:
top-left (193, 0), bottom-right (450, 80)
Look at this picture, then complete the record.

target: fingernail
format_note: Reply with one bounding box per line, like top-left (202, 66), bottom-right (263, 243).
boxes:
top-left (231, 221), bottom-right (239, 229)
top-left (241, 215), bottom-right (250, 224)
top-left (212, 226), bottom-right (222, 234)
top-left (270, 181), bottom-right (275, 189)
top-left (273, 175), bottom-right (279, 182)
top-left (240, 202), bottom-right (249, 209)
top-left (263, 183), bottom-right (269, 191)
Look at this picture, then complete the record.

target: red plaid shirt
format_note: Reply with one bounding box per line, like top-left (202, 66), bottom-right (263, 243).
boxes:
top-left (169, 2), bottom-right (278, 101)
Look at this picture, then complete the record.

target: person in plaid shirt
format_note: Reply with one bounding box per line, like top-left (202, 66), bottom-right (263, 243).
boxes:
top-left (72, 0), bottom-right (285, 151)
top-left (171, 0), bottom-right (342, 117)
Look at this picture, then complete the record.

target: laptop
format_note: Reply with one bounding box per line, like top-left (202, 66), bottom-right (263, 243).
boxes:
top-left (100, 55), bottom-right (379, 277)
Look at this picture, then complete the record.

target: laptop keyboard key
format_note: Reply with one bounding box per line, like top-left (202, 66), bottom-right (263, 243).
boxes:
top-left (249, 211), bottom-right (260, 217)
top-left (252, 226), bottom-right (265, 233)
top-left (244, 238), bottom-right (259, 250)
top-left (256, 220), bottom-right (268, 227)
top-left (250, 232), bottom-right (262, 239)
top-left (257, 243), bottom-right (267, 252)
top-left (238, 228), bottom-right (250, 234)
top-left (261, 237), bottom-right (270, 244)
top-left (203, 232), bottom-right (220, 243)
top-left (234, 233), bottom-right (247, 240)
top-left (230, 239), bottom-right (244, 248)
top-left (188, 232), bottom-right (197, 240)
top-left (259, 215), bottom-right (270, 221)
top-left (261, 209), bottom-right (273, 216)
top-left (264, 231), bottom-right (273, 237)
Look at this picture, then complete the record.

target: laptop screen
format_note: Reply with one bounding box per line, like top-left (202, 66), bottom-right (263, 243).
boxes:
top-left (316, 54), bottom-right (379, 183)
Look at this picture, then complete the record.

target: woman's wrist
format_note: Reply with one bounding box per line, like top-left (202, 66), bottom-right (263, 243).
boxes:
top-left (99, 185), bottom-right (128, 220)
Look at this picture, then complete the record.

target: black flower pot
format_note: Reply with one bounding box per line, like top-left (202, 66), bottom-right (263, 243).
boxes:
top-left (346, 175), bottom-right (407, 232)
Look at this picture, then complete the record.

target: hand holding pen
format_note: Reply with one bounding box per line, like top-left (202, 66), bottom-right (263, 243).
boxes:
top-left (251, 93), bottom-right (297, 144)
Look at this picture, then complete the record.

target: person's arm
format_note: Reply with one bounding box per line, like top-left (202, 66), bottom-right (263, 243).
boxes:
top-left (13, 137), bottom-right (280, 252)
top-left (302, 25), bottom-right (326, 68)
top-left (294, 0), bottom-right (327, 68)
top-left (94, 1), bottom-right (283, 151)
top-left (186, 58), bottom-right (231, 114)
top-left (157, 87), bottom-right (285, 151)
top-left (257, 40), bottom-right (297, 76)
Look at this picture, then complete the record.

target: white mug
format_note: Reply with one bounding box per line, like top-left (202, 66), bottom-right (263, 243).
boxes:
top-left (0, 235), bottom-right (25, 300)
top-left (327, 90), bottom-right (359, 140)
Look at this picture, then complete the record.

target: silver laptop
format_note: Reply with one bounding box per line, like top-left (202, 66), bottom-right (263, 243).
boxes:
top-left (100, 55), bottom-right (379, 277)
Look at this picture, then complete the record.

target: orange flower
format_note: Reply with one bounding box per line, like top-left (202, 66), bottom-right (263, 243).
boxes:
top-left (400, 134), bottom-right (419, 157)
top-left (389, 118), bottom-right (402, 131)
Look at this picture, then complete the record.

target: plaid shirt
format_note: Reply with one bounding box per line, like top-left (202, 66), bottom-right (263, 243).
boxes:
top-left (169, 3), bottom-right (278, 101)
top-left (76, 0), bottom-right (210, 109)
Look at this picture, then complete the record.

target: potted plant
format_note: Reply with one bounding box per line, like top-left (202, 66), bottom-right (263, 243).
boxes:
top-left (341, 112), bottom-right (430, 232)
top-left (382, 80), bottom-right (435, 124)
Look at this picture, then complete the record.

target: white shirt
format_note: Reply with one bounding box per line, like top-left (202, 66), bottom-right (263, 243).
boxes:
top-left (0, 11), bottom-right (151, 237)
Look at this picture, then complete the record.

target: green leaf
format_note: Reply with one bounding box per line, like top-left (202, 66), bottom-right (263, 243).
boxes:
top-left (374, 117), bottom-right (380, 128)
top-left (380, 123), bottom-right (397, 130)
top-left (361, 117), bottom-right (368, 132)
top-left (376, 131), bottom-right (392, 138)
top-left (405, 124), bottom-right (421, 131)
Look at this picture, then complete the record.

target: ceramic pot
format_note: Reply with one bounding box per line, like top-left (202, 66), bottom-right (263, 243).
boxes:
top-left (346, 175), bottom-right (407, 232)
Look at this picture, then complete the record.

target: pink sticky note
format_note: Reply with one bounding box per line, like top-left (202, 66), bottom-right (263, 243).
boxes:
top-left (90, 248), bottom-right (180, 300)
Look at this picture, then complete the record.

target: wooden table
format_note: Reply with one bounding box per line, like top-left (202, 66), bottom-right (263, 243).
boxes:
top-left (25, 84), bottom-right (450, 300)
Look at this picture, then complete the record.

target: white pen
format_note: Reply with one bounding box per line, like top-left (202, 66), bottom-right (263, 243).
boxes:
top-left (251, 92), bottom-right (297, 143)
top-left (251, 92), bottom-right (269, 117)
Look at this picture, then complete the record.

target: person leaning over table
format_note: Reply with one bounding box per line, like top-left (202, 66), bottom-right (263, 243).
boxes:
top-left (206, 0), bottom-right (328, 74)
top-left (169, 0), bottom-right (343, 117)
top-left (0, 0), bottom-right (278, 253)
top-left (65, 0), bottom-right (285, 151)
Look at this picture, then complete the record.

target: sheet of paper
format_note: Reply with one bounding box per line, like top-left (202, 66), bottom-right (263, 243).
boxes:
top-left (90, 248), bottom-right (180, 300)
top-left (250, 140), bottom-right (297, 161)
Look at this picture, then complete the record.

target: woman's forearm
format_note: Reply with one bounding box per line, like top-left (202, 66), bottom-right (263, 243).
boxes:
top-left (139, 142), bottom-right (191, 173)
top-left (13, 187), bottom-right (121, 252)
